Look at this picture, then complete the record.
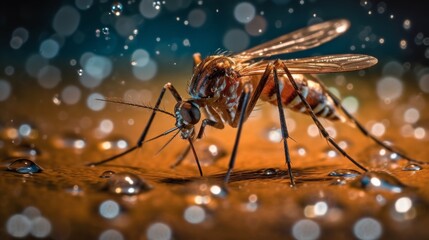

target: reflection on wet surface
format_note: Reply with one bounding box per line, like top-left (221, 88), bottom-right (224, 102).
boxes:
top-left (2, 69), bottom-right (429, 239)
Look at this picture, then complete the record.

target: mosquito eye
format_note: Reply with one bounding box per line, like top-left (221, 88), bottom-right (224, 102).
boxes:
top-left (176, 102), bottom-right (201, 125)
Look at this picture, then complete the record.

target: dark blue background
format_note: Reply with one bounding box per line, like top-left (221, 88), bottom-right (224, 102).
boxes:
top-left (1, 0), bottom-right (428, 74)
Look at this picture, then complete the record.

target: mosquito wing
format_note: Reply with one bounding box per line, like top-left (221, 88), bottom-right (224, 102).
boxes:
top-left (234, 19), bottom-right (350, 62)
top-left (239, 54), bottom-right (378, 76)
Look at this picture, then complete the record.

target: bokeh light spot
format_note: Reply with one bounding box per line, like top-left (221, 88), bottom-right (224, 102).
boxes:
top-left (376, 76), bottom-right (403, 102)
top-left (99, 200), bottom-right (120, 219)
top-left (75, 0), bottom-right (93, 10)
top-left (223, 29), bottom-right (249, 52)
top-left (61, 85), bottom-right (82, 105)
top-left (37, 65), bottom-right (62, 89)
top-left (99, 229), bottom-right (124, 240)
top-left (234, 2), bottom-right (256, 23)
top-left (0, 80), bottom-right (12, 101)
top-left (6, 214), bottom-right (32, 238)
top-left (52, 6), bottom-right (81, 36)
top-left (353, 217), bottom-right (383, 239)
top-left (188, 9), bottom-right (206, 28)
top-left (146, 222), bottom-right (172, 240)
top-left (139, 0), bottom-right (161, 19)
top-left (292, 219), bottom-right (321, 240)
top-left (87, 93), bottom-right (106, 111)
top-left (132, 59), bottom-right (158, 81)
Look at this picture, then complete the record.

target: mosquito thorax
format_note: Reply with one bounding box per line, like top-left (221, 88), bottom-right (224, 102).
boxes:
top-left (188, 55), bottom-right (238, 99)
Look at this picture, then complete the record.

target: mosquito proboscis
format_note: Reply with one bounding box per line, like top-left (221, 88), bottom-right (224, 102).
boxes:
top-left (87, 19), bottom-right (426, 186)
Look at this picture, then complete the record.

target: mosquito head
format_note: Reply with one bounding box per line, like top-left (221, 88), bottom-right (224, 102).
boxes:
top-left (174, 100), bottom-right (201, 139)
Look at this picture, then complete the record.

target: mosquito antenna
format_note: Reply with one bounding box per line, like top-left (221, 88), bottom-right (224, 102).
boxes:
top-left (98, 98), bottom-right (175, 118)
top-left (153, 129), bottom-right (181, 156)
top-left (145, 127), bottom-right (179, 143)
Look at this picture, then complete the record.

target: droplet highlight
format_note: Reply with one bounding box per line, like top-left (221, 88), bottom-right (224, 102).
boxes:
top-left (402, 163), bottom-right (422, 171)
top-left (328, 169), bottom-right (361, 178)
top-left (100, 170), bottom-right (116, 178)
top-left (111, 2), bottom-right (123, 16)
top-left (107, 172), bottom-right (150, 195)
top-left (7, 158), bottom-right (42, 174)
top-left (350, 171), bottom-right (406, 193)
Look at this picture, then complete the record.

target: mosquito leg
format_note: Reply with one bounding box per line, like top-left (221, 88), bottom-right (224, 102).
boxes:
top-left (229, 63), bottom-right (297, 185)
top-left (224, 82), bottom-right (253, 183)
top-left (232, 62), bottom-right (274, 127)
top-left (87, 83), bottom-right (182, 166)
top-left (171, 118), bottom-right (224, 168)
top-left (276, 60), bottom-right (368, 172)
top-left (313, 77), bottom-right (428, 165)
top-left (273, 67), bottom-right (295, 186)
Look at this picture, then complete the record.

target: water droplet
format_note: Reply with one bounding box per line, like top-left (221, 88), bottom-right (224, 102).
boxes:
top-left (7, 158), bottom-right (42, 174)
top-left (102, 27), bottom-right (109, 35)
top-left (350, 171), bottom-right (406, 193)
top-left (328, 169), bottom-right (361, 178)
top-left (402, 163), bottom-right (422, 171)
top-left (361, 144), bottom-right (403, 169)
top-left (329, 169), bottom-right (361, 186)
top-left (107, 172), bottom-right (150, 195)
top-left (152, 1), bottom-right (161, 10)
top-left (100, 170), bottom-right (116, 178)
top-left (77, 69), bottom-right (83, 76)
top-left (330, 178), bottom-right (349, 186)
top-left (261, 168), bottom-right (279, 176)
top-left (111, 2), bottom-right (123, 16)
top-left (101, 27), bottom-right (110, 40)
top-left (184, 139), bottom-right (226, 166)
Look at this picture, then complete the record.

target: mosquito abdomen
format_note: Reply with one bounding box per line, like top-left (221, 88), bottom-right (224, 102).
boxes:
top-left (259, 74), bottom-right (341, 120)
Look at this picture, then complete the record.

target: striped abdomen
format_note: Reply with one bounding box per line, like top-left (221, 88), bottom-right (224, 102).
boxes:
top-left (258, 74), bottom-right (341, 120)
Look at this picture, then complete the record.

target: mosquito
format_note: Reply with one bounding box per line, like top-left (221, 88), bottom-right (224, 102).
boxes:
top-left (88, 19), bottom-right (424, 186)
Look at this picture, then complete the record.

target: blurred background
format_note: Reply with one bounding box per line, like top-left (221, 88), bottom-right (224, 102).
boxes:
top-left (0, 0), bottom-right (429, 147)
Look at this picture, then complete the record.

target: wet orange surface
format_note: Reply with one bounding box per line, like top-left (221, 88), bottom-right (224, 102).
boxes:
top-left (1, 73), bottom-right (429, 239)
